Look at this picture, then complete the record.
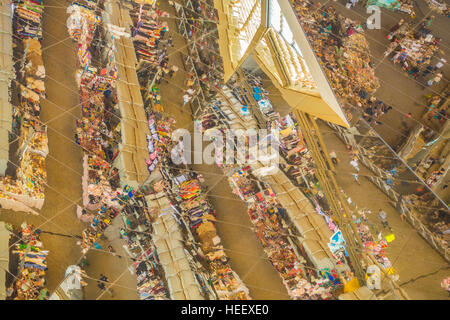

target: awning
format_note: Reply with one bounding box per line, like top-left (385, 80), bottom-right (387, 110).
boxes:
top-left (103, 0), bottom-right (150, 188)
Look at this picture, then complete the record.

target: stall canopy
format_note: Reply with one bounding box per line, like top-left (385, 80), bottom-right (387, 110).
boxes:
top-left (103, 0), bottom-right (150, 188)
top-left (215, 0), bottom-right (349, 127)
top-left (0, 1), bottom-right (14, 175)
top-left (147, 195), bottom-right (204, 300)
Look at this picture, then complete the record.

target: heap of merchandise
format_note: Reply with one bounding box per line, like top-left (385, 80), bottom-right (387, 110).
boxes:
top-left (123, 0), bottom-right (171, 96)
top-left (11, 223), bottom-right (48, 300)
top-left (387, 23), bottom-right (440, 76)
top-left (0, 1), bottom-right (48, 212)
top-left (290, 0), bottom-right (379, 119)
top-left (172, 175), bottom-right (251, 300)
top-left (119, 195), bottom-right (170, 300)
top-left (366, 0), bottom-right (415, 16)
top-left (145, 114), bottom-right (175, 175)
top-left (66, 0), bottom-right (125, 253)
top-left (14, 0), bottom-right (44, 39)
top-left (426, 0), bottom-right (448, 15)
top-left (127, 1), bottom-right (169, 66)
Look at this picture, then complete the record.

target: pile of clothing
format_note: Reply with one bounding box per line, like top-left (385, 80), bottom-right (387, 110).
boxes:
top-left (14, 0), bottom-right (44, 39)
top-left (387, 22), bottom-right (440, 77)
top-left (145, 113), bottom-right (175, 175)
top-left (67, 0), bottom-right (100, 68)
top-left (125, 0), bottom-right (173, 93)
top-left (128, 1), bottom-right (169, 66)
top-left (11, 223), bottom-right (49, 300)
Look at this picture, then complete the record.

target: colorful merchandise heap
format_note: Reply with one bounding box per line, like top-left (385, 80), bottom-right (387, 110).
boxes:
top-left (11, 223), bottom-right (48, 300)
top-left (66, 0), bottom-right (124, 253)
top-left (14, 0), bottom-right (44, 39)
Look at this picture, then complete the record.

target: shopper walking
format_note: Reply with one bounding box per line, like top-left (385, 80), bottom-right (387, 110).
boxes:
top-left (352, 173), bottom-right (360, 185)
top-left (350, 158), bottom-right (360, 172)
top-left (182, 93), bottom-right (192, 108)
top-left (378, 209), bottom-right (392, 230)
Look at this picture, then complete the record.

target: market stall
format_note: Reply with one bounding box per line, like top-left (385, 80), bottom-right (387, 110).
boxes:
top-left (171, 173), bottom-right (251, 300)
top-left (290, 0), bottom-right (379, 121)
top-left (11, 223), bottom-right (49, 300)
top-left (0, 0), bottom-right (48, 212)
top-left (118, 193), bottom-right (171, 300)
